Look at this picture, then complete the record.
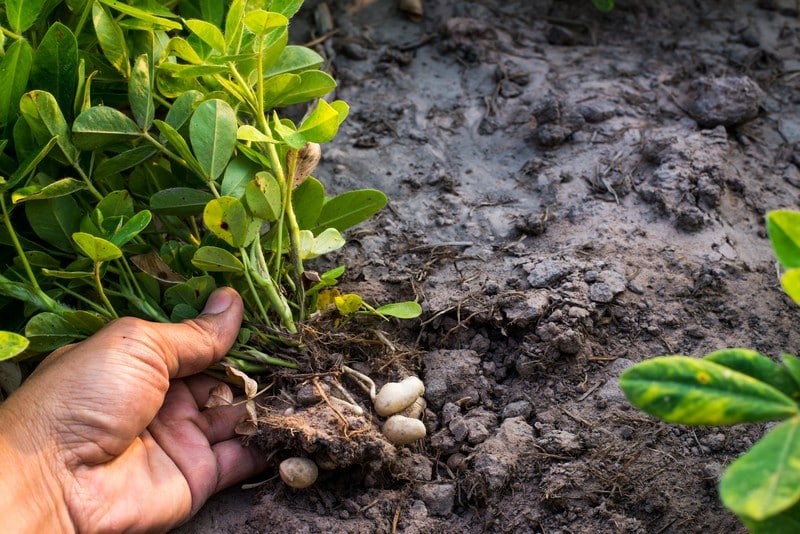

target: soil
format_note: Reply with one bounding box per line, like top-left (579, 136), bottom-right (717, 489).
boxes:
top-left (176, 0), bottom-right (800, 532)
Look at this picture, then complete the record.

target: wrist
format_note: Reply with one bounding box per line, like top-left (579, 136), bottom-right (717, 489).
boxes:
top-left (0, 395), bottom-right (74, 532)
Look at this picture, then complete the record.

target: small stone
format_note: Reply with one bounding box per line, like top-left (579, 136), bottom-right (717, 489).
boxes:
top-left (525, 259), bottom-right (570, 288)
top-left (502, 400), bottom-right (533, 419)
top-left (568, 306), bottom-right (590, 319)
top-left (554, 328), bottom-right (583, 354)
top-left (597, 270), bottom-right (627, 294)
top-left (685, 76), bottom-right (764, 127)
top-left (446, 452), bottom-right (469, 472)
top-left (589, 282), bottom-right (614, 303)
top-left (449, 417), bottom-right (469, 442)
top-left (415, 484), bottom-right (456, 517)
top-left (584, 270), bottom-right (599, 283)
top-left (393, 450), bottom-right (433, 481)
top-left (537, 430), bottom-right (584, 455)
top-left (470, 417), bottom-right (536, 491)
top-left (502, 290), bottom-right (550, 327)
top-left (577, 102), bottom-right (616, 123)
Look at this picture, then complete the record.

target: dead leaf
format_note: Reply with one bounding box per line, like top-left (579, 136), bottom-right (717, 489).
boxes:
top-left (203, 382), bottom-right (234, 409)
top-left (235, 399), bottom-right (259, 436)
top-left (130, 251), bottom-right (185, 285)
top-left (291, 142), bottom-right (321, 188)
top-left (226, 365), bottom-right (258, 399)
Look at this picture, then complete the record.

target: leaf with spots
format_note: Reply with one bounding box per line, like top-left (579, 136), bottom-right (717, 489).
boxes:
top-left (203, 196), bottom-right (250, 248)
top-left (619, 356), bottom-right (799, 425)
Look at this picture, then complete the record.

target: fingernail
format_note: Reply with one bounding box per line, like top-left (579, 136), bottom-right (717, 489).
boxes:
top-left (202, 288), bottom-right (234, 315)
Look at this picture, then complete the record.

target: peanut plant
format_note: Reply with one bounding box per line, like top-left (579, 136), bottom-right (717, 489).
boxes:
top-left (0, 0), bottom-right (420, 394)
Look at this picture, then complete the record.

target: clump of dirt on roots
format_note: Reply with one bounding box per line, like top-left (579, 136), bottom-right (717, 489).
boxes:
top-left (251, 315), bottom-right (425, 480)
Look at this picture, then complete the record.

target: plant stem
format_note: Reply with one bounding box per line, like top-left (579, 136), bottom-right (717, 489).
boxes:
top-left (0, 195), bottom-right (40, 292)
top-left (71, 162), bottom-right (104, 201)
top-left (0, 27), bottom-right (22, 41)
top-left (52, 281), bottom-right (113, 318)
top-left (92, 262), bottom-right (118, 319)
top-left (240, 251), bottom-right (274, 328)
top-left (283, 148), bottom-right (306, 319)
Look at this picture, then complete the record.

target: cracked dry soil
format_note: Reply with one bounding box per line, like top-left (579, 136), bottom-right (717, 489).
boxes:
top-left (177, 0), bottom-right (800, 532)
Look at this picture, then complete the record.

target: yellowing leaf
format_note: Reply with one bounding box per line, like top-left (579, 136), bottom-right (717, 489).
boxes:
top-left (334, 293), bottom-right (363, 315)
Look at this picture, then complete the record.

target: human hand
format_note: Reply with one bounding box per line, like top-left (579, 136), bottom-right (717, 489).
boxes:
top-left (0, 288), bottom-right (266, 533)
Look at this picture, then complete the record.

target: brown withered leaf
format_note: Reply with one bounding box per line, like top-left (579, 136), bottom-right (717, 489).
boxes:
top-left (291, 142), bottom-right (321, 189)
top-left (130, 250), bottom-right (185, 285)
top-left (226, 365), bottom-right (258, 399)
top-left (235, 399), bottom-right (259, 436)
top-left (203, 382), bottom-right (234, 409)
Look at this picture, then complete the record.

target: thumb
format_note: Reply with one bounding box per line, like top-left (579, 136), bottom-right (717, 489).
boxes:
top-left (140, 287), bottom-right (244, 378)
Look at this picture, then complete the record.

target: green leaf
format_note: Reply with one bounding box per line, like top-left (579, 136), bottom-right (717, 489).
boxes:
top-left (619, 356), bottom-right (800, 425)
top-left (92, 0), bottom-right (131, 78)
top-left (236, 125), bottom-right (277, 143)
top-left (31, 23), bottom-right (78, 121)
top-left (184, 18), bottom-right (226, 53)
top-left (225, 0), bottom-right (247, 54)
top-left (768, 210), bottom-right (800, 269)
top-left (164, 37), bottom-right (205, 64)
top-left (153, 119), bottom-right (203, 173)
top-left (782, 353), bottom-right (800, 391)
top-left (150, 187), bottom-right (213, 217)
top-left (6, 137), bottom-right (59, 191)
top-left (12, 178), bottom-right (86, 204)
top-left (738, 500), bottom-right (800, 534)
top-left (23, 91), bottom-right (79, 164)
top-left (157, 62), bottom-right (229, 78)
top-left (260, 72), bottom-right (301, 110)
top-left (310, 189), bottom-right (387, 234)
top-left (165, 90), bottom-right (202, 130)
top-left (164, 275), bottom-right (215, 310)
top-left (5, 0), bottom-right (48, 33)
top-left (721, 416), bottom-right (800, 521)
top-left (266, 0), bottom-right (304, 18)
top-left (203, 196), bottom-right (250, 248)
top-left (25, 312), bottom-right (80, 352)
top-left (293, 176), bottom-right (325, 230)
top-left (62, 310), bottom-right (107, 336)
top-left (41, 269), bottom-right (93, 279)
top-left (243, 10), bottom-right (288, 35)
top-left (271, 71), bottom-right (337, 108)
top-left (0, 332), bottom-right (29, 361)
top-left (94, 146), bottom-right (158, 181)
top-left (705, 348), bottom-right (800, 399)
top-left (375, 301), bottom-right (423, 319)
top-left (96, 189), bottom-right (134, 219)
top-left (73, 106), bottom-right (142, 150)
top-left (25, 195), bottom-right (82, 252)
top-left (0, 40), bottom-right (33, 125)
top-left (222, 156), bottom-right (260, 199)
top-left (198, 0), bottom-right (224, 26)
top-left (192, 246), bottom-right (244, 273)
top-left (781, 269), bottom-right (800, 307)
top-left (129, 54), bottom-right (155, 130)
top-left (189, 99), bottom-right (237, 180)
top-left (73, 232), bottom-right (123, 262)
top-left (298, 228), bottom-right (345, 260)
top-left (98, 0), bottom-right (182, 30)
top-left (299, 99), bottom-right (348, 142)
top-left (244, 172), bottom-right (282, 220)
top-left (110, 210), bottom-right (152, 246)
top-left (592, 0), bottom-right (615, 12)
top-left (264, 45), bottom-right (324, 77)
